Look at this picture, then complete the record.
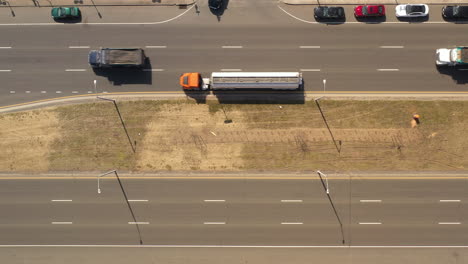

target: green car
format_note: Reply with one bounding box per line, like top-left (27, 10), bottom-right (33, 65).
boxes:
top-left (51, 7), bottom-right (81, 19)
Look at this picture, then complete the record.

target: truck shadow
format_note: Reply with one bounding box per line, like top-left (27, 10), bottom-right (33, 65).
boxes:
top-left (91, 57), bottom-right (152, 85)
top-left (184, 90), bottom-right (306, 105)
top-left (436, 65), bottom-right (468, 84)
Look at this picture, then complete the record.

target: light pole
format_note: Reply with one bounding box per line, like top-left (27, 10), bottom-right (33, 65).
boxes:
top-left (97, 170), bottom-right (143, 244)
top-left (317, 170), bottom-right (329, 194)
top-left (322, 79), bottom-right (326, 93)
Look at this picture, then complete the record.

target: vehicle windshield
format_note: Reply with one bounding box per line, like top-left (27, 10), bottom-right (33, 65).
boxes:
top-left (408, 5), bottom-right (424, 14)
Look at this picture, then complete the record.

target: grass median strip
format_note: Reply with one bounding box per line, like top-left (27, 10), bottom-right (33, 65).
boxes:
top-left (0, 99), bottom-right (466, 172)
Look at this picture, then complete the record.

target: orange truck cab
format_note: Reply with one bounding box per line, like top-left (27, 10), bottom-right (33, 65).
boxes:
top-left (180, 72), bottom-right (209, 90)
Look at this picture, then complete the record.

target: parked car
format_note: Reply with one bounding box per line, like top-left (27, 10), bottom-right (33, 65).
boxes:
top-left (51, 7), bottom-right (81, 19)
top-left (442, 5), bottom-right (468, 19)
top-left (354, 5), bottom-right (385, 17)
top-left (209, 0), bottom-right (223, 10)
top-left (395, 4), bottom-right (429, 17)
top-left (314, 6), bottom-right (345, 20)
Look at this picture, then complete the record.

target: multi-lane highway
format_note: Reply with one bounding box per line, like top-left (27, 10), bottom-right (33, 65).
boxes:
top-left (1, 173), bottom-right (467, 263)
top-left (0, 1), bottom-right (468, 108)
top-left (1, 173), bottom-right (467, 245)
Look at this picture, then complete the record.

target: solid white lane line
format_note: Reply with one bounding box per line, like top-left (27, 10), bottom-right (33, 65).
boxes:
top-left (440, 200), bottom-right (461, 202)
top-left (281, 200), bottom-right (303, 203)
top-left (0, 46), bottom-right (12, 49)
top-left (145, 46), bottom-right (167, 48)
top-left (359, 222), bottom-right (382, 225)
top-left (360, 200), bottom-right (382, 203)
top-left (52, 222), bottom-right (73, 224)
top-left (51, 200), bottom-right (72, 202)
top-left (65, 69), bottom-right (86, 72)
top-left (281, 222), bottom-right (303, 225)
top-left (221, 69), bottom-right (242, 71)
top-left (204, 222), bottom-right (226, 225)
top-left (377, 69), bottom-right (399, 71)
top-left (222, 46), bottom-right (243, 48)
top-left (68, 46), bottom-right (90, 49)
top-left (439, 222), bottom-right (461, 225)
top-left (300, 69), bottom-right (320, 72)
top-left (4, 245), bottom-right (468, 248)
top-left (128, 200), bottom-right (149, 202)
top-left (380, 46), bottom-right (404, 48)
top-left (300, 46), bottom-right (320, 49)
top-left (0, 69), bottom-right (11, 72)
top-left (204, 200), bottom-right (226, 202)
top-left (142, 69), bottom-right (164, 72)
top-left (128, 222), bottom-right (149, 224)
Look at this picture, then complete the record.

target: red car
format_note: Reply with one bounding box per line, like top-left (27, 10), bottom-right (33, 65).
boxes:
top-left (354, 5), bottom-right (385, 17)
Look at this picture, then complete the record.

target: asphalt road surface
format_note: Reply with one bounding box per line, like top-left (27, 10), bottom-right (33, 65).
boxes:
top-left (1, 173), bottom-right (467, 246)
top-left (1, 173), bottom-right (467, 263)
top-left (0, 1), bottom-right (468, 107)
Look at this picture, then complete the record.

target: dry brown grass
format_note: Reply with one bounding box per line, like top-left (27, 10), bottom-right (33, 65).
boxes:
top-left (0, 99), bottom-right (466, 172)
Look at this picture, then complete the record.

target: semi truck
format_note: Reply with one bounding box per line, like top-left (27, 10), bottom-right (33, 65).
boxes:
top-left (88, 48), bottom-right (146, 68)
top-left (436, 47), bottom-right (468, 66)
top-left (180, 72), bottom-right (303, 90)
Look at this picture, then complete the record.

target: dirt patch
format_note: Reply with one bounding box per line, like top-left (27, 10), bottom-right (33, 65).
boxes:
top-left (0, 110), bottom-right (60, 171)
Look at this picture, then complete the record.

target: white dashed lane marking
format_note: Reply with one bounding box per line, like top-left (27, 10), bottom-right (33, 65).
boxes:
top-left (221, 69), bottom-right (242, 71)
top-left (52, 222), bottom-right (73, 225)
top-left (281, 200), bottom-right (303, 203)
top-left (51, 200), bottom-right (72, 202)
top-left (222, 46), bottom-right (243, 49)
top-left (204, 222), bottom-right (226, 225)
top-left (68, 46), bottom-right (90, 49)
top-left (380, 46), bottom-right (404, 48)
top-left (204, 200), bottom-right (226, 202)
top-left (360, 200), bottom-right (382, 203)
top-left (143, 69), bottom-right (164, 72)
top-left (440, 200), bottom-right (461, 202)
top-left (300, 46), bottom-right (320, 49)
top-left (128, 222), bottom-right (150, 224)
top-left (281, 222), bottom-right (303, 225)
top-left (0, 70), bottom-right (11, 72)
top-left (439, 222), bottom-right (461, 225)
top-left (359, 222), bottom-right (382, 225)
top-left (145, 46), bottom-right (167, 48)
top-left (128, 200), bottom-right (149, 202)
top-left (300, 69), bottom-right (320, 72)
top-left (0, 46), bottom-right (12, 49)
top-left (377, 69), bottom-right (399, 71)
top-left (65, 69), bottom-right (86, 72)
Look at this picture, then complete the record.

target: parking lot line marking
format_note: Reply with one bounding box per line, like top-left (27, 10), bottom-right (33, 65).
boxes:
top-left (377, 69), bottom-right (399, 71)
top-left (281, 222), bottom-right (303, 225)
top-left (204, 200), bottom-right (226, 202)
top-left (0, 70), bottom-right (11, 72)
top-left (300, 69), bottom-right (321, 72)
top-left (65, 69), bottom-right (86, 72)
top-left (440, 200), bottom-right (461, 202)
top-left (204, 222), bottom-right (226, 225)
top-left (281, 200), bottom-right (303, 203)
top-left (359, 222), bottom-right (382, 225)
top-left (128, 200), bottom-right (149, 202)
top-left (300, 46), bottom-right (320, 49)
top-left (221, 69), bottom-right (242, 71)
top-left (52, 222), bottom-right (73, 224)
top-left (51, 200), bottom-right (72, 202)
top-left (439, 222), bottom-right (461, 225)
top-left (360, 200), bottom-right (382, 203)
top-left (222, 46), bottom-right (243, 49)
top-left (128, 222), bottom-right (149, 224)
top-left (68, 46), bottom-right (90, 49)
top-left (145, 46), bottom-right (167, 48)
top-left (380, 46), bottom-right (404, 48)
top-left (143, 69), bottom-right (164, 72)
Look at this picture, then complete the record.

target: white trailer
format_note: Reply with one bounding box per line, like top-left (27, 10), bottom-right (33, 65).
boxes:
top-left (209, 72), bottom-right (303, 90)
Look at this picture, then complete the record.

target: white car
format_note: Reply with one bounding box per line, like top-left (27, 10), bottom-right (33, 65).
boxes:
top-left (395, 4), bottom-right (429, 17)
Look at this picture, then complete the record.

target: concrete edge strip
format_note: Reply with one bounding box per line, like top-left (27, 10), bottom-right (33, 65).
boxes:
top-left (0, 244), bottom-right (468, 248)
